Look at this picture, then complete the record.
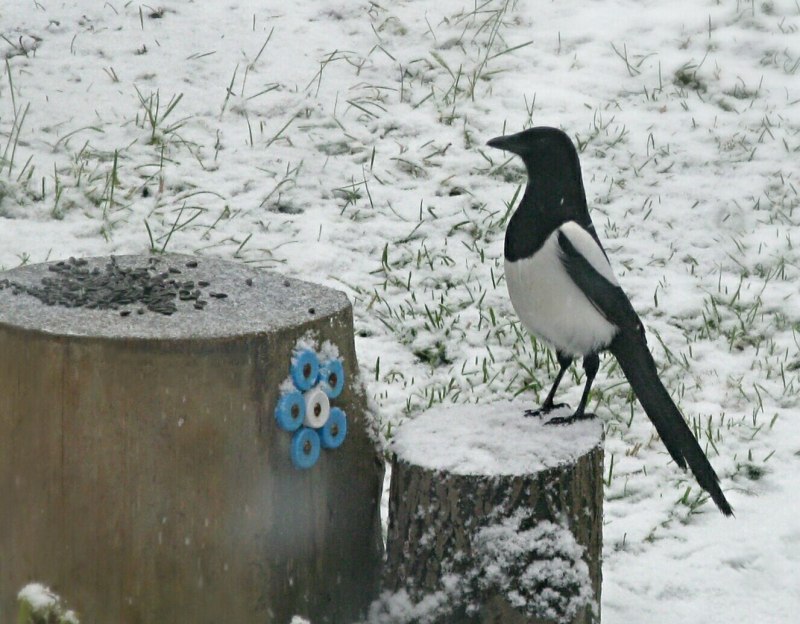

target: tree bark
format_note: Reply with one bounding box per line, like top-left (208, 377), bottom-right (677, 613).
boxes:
top-left (383, 402), bottom-right (603, 624)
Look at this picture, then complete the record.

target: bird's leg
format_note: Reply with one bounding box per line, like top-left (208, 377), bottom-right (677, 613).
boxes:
top-left (546, 353), bottom-right (599, 425)
top-left (524, 351), bottom-right (572, 417)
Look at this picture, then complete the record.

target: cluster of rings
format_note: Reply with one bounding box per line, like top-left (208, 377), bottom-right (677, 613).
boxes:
top-left (274, 347), bottom-right (347, 469)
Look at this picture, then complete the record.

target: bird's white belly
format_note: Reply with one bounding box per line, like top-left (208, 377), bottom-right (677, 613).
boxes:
top-left (504, 234), bottom-right (618, 357)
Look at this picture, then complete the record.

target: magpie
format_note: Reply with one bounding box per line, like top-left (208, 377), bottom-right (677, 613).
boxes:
top-left (487, 126), bottom-right (733, 516)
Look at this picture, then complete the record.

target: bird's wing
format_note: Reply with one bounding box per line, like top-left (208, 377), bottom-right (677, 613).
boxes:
top-left (556, 222), bottom-right (642, 335)
top-left (571, 208), bottom-right (608, 259)
top-left (557, 221), bottom-right (733, 515)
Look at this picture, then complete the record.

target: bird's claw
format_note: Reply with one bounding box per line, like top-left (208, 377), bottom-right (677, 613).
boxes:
top-left (524, 403), bottom-right (569, 418)
top-left (545, 411), bottom-right (596, 426)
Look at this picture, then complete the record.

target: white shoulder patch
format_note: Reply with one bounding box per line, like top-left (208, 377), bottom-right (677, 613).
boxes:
top-left (558, 221), bottom-right (619, 286)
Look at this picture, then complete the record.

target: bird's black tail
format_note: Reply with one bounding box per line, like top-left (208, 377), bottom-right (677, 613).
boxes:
top-left (610, 331), bottom-right (733, 516)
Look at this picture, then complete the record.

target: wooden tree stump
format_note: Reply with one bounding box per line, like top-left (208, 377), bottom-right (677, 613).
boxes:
top-left (383, 401), bottom-right (603, 624)
top-left (0, 254), bottom-right (384, 624)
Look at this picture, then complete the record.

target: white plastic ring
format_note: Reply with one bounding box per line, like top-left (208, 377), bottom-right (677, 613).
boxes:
top-left (303, 387), bottom-right (330, 428)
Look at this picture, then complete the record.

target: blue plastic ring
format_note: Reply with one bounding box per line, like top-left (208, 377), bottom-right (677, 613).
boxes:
top-left (274, 391), bottom-right (305, 432)
top-left (290, 349), bottom-right (320, 391)
top-left (319, 359), bottom-right (345, 398)
top-left (320, 407), bottom-right (347, 449)
top-left (291, 427), bottom-right (321, 469)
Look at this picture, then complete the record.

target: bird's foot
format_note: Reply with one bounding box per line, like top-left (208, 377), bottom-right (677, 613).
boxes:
top-left (524, 403), bottom-right (569, 418)
top-left (545, 411), bottom-right (596, 426)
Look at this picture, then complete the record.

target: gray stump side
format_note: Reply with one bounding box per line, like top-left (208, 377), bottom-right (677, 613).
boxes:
top-left (0, 254), bottom-right (384, 624)
top-left (383, 401), bottom-right (603, 624)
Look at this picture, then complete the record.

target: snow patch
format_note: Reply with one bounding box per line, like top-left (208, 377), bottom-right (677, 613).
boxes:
top-left (365, 580), bottom-right (461, 624)
top-left (318, 339), bottom-right (341, 362)
top-left (390, 400), bottom-right (602, 475)
top-left (18, 583), bottom-right (60, 613)
top-left (473, 512), bottom-right (595, 623)
top-left (365, 512), bottom-right (594, 624)
top-left (17, 583), bottom-right (79, 624)
top-left (291, 331), bottom-right (321, 362)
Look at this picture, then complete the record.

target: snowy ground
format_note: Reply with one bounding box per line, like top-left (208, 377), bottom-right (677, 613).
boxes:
top-left (2, 0), bottom-right (800, 622)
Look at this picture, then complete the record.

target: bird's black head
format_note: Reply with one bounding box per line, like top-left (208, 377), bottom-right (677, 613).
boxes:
top-left (487, 126), bottom-right (587, 212)
top-left (488, 126), bottom-right (592, 262)
top-left (486, 127), bottom-right (579, 170)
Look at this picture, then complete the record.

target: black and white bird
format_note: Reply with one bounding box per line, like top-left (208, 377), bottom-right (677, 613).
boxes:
top-left (487, 126), bottom-right (733, 516)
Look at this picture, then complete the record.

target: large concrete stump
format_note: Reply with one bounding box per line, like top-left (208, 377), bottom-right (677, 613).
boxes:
top-left (383, 401), bottom-right (603, 624)
top-left (0, 254), bottom-right (384, 624)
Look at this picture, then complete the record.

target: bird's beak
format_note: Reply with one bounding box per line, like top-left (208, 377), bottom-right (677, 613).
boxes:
top-left (486, 134), bottom-right (519, 154)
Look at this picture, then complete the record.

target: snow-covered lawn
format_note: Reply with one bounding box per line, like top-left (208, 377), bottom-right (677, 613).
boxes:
top-left (2, 0), bottom-right (799, 621)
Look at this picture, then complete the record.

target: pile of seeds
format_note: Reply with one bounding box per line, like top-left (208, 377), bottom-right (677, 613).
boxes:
top-left (0, 256), bottom-right (229, 316)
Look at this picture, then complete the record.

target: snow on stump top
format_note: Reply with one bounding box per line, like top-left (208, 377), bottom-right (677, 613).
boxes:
top-left (383, 400), bottom-right (604, 624)
top-left (0, 254), bottom-right (384, 624)
top-left (391, 400), bottom-right (602, 476)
